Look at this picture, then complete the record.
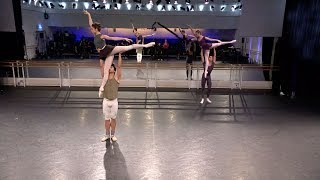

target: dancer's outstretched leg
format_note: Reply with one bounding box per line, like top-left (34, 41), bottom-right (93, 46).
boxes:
top-left (211, 40), bottom-right (236, 48)
top-left (99, 59), bottom-right (105, 78)
top-left (110, 42), bottom-right (155, 55)
top-left (99, 55), bottom-right (114, 97)
top-left (200, 49), bottom-right (204, 63)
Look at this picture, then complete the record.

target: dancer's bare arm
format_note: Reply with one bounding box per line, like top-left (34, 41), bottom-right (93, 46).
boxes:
top-left (83, 10), bottom-right (93, 27)
top-left (213, 48), bottom-right (216, 64)
top-left (131, 23), bottom-right (136, 31)
top-left (187, 25), bottom-right (196, 36)
top-left (142, 33), bottom-right (156, 38)
top-left (101, 35), bottom-right (132, 43)
top-left (205, 37), bottom-right (222, 43)
top-left (117, 54), bottom-right (122, 80)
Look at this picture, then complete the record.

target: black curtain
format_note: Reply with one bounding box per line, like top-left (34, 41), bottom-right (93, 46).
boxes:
top-left (273, 0), bottom-right (320, 97)
top-left (262, 37), bottom-right (274, 81)
top-left (0, 0), bottom-right (24, 60)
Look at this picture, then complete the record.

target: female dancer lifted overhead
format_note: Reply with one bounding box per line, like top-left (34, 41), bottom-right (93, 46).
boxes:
top-left (187, 25), bottom-right (236, 78)
top-left (83, 10), bottom-right (155, 96)
top-left (132, 23), bottom-right (155, 63)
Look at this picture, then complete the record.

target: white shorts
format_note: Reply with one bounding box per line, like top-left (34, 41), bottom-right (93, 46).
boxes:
top-left (103, 98), bottom-right (118, 120)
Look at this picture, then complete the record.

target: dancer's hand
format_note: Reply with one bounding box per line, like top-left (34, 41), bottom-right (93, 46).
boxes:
top-left (125, 38), bottom-right (133, 43)
top-left (99, 87), bottom-right (104, 98)
top-left (99, 90), bottom-right (103, 98)
top-left (83, 10), bottom-right (90, 15)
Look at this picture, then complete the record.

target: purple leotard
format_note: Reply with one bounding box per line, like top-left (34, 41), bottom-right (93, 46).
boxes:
top-left (198, 36), bottom-right (212, 50)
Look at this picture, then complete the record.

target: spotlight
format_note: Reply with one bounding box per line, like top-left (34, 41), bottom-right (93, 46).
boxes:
top-left (191, 5), bottom-right (194, 11)
top-left (210, 5), bottom-right (214, 11)
top-left (84, 2), bottom-right (89, 9)
top-left (189, 5), bottom-right (194, 11)
top-left (199, 4), bottom-right (204, 11)
top-left (147, 1), bottom-right (153, 10)
top-left (156, 0), bottom-right (161, 5)
top-left (174, 0), bottom-right (178, 4)
top-left (103, 0), bottom-right (107, 3)
top-left (149, 0), bottom-right (153, 5)
top-left (168, 4), bottom-right (172, 10)
top-left (204, 0), bottom-right (209, 4)
top-left (185, 0), bottom-right (190, 4)
top-left (92, 2), bottom-right (100, 9)
top-left (146, 3), bottom-right (153, 10)
top-left (50, 2), bottom-right (55, 8)
top-left (44, 1), bottom-right (49, 8)
top-left (177, 4), bottom-right (181, 10)
top-left (126, 3), bottom-right (131, 9)
top-left (231, 5), bottom-right (235, 11)
top-left (23, 0), bottom-right (28, 3)
top-left (38, 1), bottom-right (44, 7)
top-left (157, 4), bottom-right (162, 10)
top-left (58, 3), bottom-right (65, 9)
top-left (220, 5), bottom-right (225, 11)
top-left (125, 0), bottom-right (129, 4)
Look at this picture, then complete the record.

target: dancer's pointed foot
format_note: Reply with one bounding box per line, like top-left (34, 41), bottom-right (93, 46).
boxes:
top-left (145, 42), bottom-right (156, 48)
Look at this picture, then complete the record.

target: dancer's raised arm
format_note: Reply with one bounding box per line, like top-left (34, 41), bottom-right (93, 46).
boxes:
top-left (205, 37), bottom-right (222, 43)
top-left (116, 53), bottom-right (122, 80)
top-left (142, 33), bottom-right (156, 38)
top-left (187, 25), bottom-right (196, 36)
top-left (83, 10), bottom-right (93, 28)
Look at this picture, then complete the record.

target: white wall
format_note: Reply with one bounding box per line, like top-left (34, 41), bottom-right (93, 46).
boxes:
top-left (239, 0), bottom-right (286, 37)
top-left (22, 8), bottom-right (52, 59)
